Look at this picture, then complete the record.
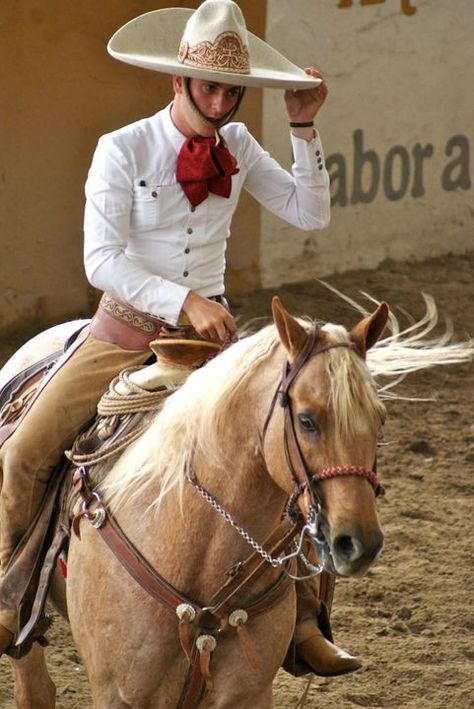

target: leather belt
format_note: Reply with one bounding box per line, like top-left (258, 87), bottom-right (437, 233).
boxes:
top-left (89, 293), bottom-right (227, 351)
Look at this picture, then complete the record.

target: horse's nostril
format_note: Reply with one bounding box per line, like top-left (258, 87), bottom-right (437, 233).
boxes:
top-left (334, 535), bottom-right (356, 561)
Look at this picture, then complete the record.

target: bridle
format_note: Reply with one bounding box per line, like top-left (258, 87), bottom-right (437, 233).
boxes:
top-left (262, 321), bottom-right (384, 537)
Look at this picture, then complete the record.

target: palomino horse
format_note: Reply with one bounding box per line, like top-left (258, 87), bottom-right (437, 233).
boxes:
top-left (2, 295), bottom-right (472, 708)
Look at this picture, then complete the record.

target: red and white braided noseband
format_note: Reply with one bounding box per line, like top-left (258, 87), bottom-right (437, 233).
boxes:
top-left (313, 465), bottom-right (385, 497)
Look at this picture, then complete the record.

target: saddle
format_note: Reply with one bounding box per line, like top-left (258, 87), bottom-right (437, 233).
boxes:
top-left (0, 337), bottom-right (220, 659)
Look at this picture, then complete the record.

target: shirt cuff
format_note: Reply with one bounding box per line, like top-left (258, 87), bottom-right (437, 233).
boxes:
top-left (290, 130), bottom-right (327, 177)
top-left (145, 281), bottom-right (190, 326)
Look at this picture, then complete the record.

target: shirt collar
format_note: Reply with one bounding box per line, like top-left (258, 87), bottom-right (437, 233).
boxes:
top-left (161, 103), bottom-right (188, 155)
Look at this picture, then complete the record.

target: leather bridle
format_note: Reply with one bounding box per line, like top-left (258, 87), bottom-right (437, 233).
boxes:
top-left (262, 321), bottom-right (384, 534)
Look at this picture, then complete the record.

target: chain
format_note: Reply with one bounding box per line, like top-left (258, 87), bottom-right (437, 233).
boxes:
top-left (187, 473), bottom-right (285, 567)
top-left (187, 473), bottom-right (325, 579)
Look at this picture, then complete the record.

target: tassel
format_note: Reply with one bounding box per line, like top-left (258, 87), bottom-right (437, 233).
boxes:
top-left (228, 609), bottom-right (259, 672)
top-left (236, 623), bottom-right (259, 672)
top-left (71, 512), bottom-right (84, 539)
top-left (178, 619), bottom-right (193, 662)
top-left (196, 634), bottom-right (217, 692)
top-left (176, 603), bottom-right (195, 663)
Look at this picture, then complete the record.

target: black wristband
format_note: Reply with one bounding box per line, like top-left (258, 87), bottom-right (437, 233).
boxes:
top-left (289, 121), bottom-right (314, 128)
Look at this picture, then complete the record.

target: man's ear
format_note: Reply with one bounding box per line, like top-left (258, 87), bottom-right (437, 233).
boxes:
top-left (172, 75), bottom-right (183, 94)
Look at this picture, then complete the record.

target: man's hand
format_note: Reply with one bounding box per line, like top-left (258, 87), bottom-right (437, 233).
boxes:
top-left (182, 291), bottom-right (236, 345)
top-left (285, 67), bottom-right (328, 123)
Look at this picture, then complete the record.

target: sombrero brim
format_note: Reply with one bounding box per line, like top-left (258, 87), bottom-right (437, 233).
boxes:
top-left (108, 8), bottom-right (321, 90)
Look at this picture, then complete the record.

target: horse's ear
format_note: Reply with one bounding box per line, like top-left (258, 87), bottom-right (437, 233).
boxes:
top-left (149, 338), bottom-right (221, 368)
top-left (350, 302), bottom-right (389, 354)
top-left (272, 296), bottom-right (308, 360)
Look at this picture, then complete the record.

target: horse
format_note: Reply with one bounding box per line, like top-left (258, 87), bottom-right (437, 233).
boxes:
top-left (1, 294), bottom-right (472, 708)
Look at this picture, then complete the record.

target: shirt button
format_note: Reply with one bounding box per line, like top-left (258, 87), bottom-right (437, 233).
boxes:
top-left (317, 157), bottom-right (322, 164)
top-left (183, 270), bottom-right (189, 277)
top-left (315, 150), bottom-right (321, 156)
top-left (187, 227), bottom-right (193, 234)
top-left (318, 165), bottom-right (323, 170)
top-left (184, 247), bottom-right (190, 254)
top-left (151, 191), bottom-right (157, 198)
top-left (190, 206), bottom-right (196, 212)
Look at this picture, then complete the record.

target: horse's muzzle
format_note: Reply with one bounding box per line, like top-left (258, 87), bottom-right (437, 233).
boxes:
top-left (313, 522), bottom-right (384, 577)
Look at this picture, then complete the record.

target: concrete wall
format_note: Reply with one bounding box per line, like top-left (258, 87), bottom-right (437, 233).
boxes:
top-left (262, 0), bottom-right (473, 286)
top-left (2, 1), bottom-right (472, 333)
top-left (0, 1), bottom-right (265, 332)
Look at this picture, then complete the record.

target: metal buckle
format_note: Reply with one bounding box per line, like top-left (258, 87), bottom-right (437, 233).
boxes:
top-left (82, 491), bottom-right (107, 529)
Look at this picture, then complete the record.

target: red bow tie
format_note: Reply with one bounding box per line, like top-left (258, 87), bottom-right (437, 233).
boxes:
top-left (176, 136), bottom-right (239, 208)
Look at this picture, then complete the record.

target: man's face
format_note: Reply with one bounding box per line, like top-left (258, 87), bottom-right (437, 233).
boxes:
top-left (173, 76), bottom-right (242, 136)
top-left (189, 79), bottom-right (242, 123)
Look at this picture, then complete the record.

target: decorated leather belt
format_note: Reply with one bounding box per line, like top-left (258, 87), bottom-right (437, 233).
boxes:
top-left (89, 293), bottom-right (226, 351)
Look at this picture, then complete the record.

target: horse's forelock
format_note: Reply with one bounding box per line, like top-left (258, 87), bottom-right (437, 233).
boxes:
top-left (322, 323), bottom-right (385, 440)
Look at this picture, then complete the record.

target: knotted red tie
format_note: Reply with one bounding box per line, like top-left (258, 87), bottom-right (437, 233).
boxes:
top-left (176, 136), bottom-right (239, 208)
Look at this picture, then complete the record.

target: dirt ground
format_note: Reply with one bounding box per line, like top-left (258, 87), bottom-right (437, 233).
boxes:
top-left (0, 252), bottom-right (473, 708)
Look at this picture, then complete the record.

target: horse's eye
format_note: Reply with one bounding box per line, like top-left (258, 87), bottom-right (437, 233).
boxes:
top-left (298, 413), bottom-right (320, 434)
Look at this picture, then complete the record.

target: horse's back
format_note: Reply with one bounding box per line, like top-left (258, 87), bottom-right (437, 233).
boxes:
top-left (0, 320), bottom-right (89, 389)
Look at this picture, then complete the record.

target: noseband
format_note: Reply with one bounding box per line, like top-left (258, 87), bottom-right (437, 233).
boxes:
top-left (262, 322), bottom-right (384, 528)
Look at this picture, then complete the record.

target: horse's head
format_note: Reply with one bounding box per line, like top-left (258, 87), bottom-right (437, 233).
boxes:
top-left (263, 297), bottom-right (389, 578)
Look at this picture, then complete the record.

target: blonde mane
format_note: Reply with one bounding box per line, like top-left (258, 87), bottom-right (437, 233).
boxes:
top-left (100, 320), bottom-right (385, 512)
top-left (99, 292), bottom-right (473, 512)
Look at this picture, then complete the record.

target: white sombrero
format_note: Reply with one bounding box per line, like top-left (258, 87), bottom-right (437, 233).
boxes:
top-left (108, 0), bottom-right (321, 90)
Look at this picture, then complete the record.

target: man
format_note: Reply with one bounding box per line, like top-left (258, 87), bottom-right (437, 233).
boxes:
top-left (0, 0), bottom-right (360, 676)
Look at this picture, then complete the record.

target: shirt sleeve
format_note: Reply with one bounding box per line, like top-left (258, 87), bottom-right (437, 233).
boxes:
top-left (240, 127), bottom-right (330, 230)
top-left (83, 135), bottom-right (189, 325)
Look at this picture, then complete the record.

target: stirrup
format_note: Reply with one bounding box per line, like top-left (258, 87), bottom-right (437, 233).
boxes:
top-left (5, 613), bottom-right (52, 660)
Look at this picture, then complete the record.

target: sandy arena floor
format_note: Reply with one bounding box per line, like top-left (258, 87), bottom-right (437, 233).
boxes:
top-left (0, 252), bottom-right (473, 708)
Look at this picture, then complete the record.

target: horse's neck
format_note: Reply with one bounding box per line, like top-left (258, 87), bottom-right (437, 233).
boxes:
top-left (115, 361), bottom-right (288, 602)
top-left (116, 447), bottom-right (286, 600)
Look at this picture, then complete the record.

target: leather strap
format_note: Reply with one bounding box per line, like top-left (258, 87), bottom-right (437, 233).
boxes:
top-left (72, 467), bottom-right (302, 708)
top-left (0, 462), bottom-right (67, 657)
top-left (0, 326), bottom-right (89, 449)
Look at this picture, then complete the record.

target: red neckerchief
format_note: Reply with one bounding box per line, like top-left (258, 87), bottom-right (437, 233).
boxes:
top-left (176, 135), bottom-right (239, 208)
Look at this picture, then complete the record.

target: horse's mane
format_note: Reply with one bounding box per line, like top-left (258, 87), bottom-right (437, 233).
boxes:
top-left (100, 294), bottom-right (473, 513)
top-left (100, 320), bottom-right (384, 513)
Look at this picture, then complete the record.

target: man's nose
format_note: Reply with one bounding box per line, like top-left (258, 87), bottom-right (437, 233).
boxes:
top-left (212, 92), bottom-right (227, 114)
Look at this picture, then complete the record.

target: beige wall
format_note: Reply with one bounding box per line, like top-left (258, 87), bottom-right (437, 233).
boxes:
top-left (4, 1), bottom-right (470, 334)
top-left (0, 1), bottom-right (265, 333)
top-left (262, 0), bottom-right (474, 286)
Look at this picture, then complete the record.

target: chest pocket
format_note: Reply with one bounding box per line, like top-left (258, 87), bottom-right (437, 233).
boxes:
top-left (130, 173), bottom-right (184, 231)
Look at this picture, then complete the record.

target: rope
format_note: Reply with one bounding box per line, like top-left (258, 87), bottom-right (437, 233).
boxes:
top-left (97, 367), bottom-right (177, 416)
top-left (66, 367), bottom-right (179, 468)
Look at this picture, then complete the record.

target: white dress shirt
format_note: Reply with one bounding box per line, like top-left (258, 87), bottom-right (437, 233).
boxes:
top-left (84, 104), bottom-right (330, 325)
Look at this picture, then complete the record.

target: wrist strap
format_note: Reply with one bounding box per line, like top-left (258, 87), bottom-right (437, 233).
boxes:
top-left (289, 121), bottom-right (314, 128)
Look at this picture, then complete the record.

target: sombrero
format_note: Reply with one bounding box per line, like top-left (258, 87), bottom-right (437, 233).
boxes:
top-left (108, 0), bottom-right (321, 90)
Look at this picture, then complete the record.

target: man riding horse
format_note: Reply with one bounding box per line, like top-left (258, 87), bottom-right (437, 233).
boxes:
top-left (0, 0), bottom-right (360, 677)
